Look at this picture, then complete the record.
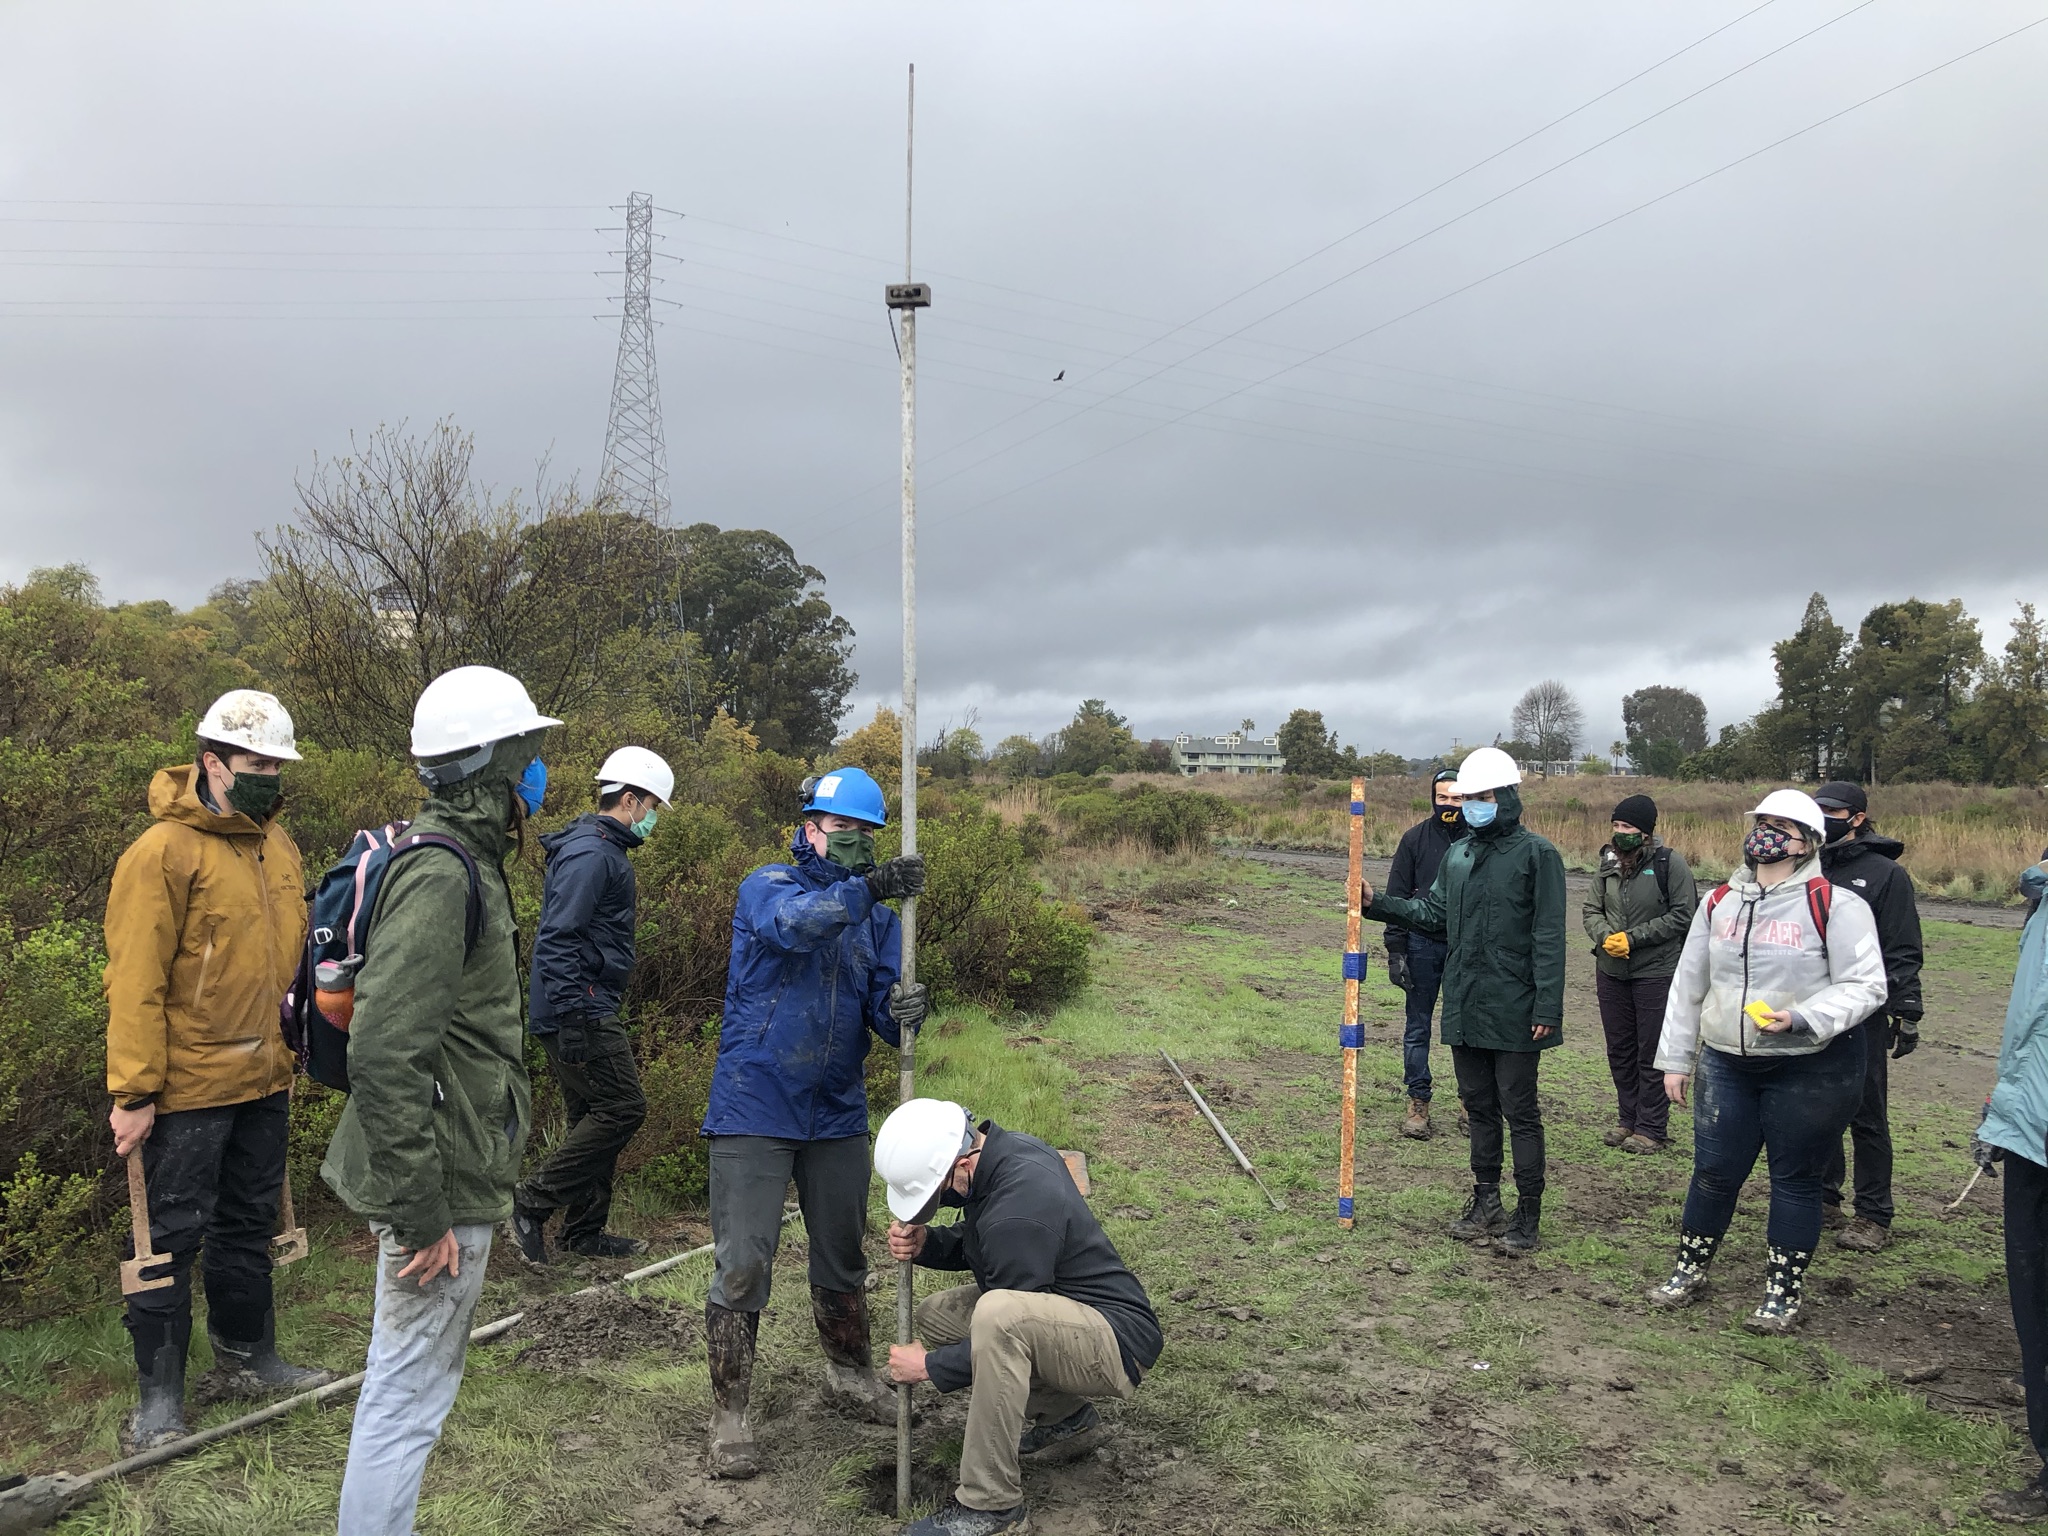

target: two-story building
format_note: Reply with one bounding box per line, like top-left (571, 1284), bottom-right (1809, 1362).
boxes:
top-left (1170, 731), bottom-right (1285, 776)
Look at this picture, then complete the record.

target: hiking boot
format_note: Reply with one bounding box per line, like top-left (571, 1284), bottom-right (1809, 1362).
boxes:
top-left (1820, 1202), bottom-right (1849, 1231)
top-left (1742, 1245), bottom-right (1813, 1335)
top-left (1982, 1476), bottom-right (2048, 1523)
top-left (705, 1303), bottom-right (761, 1479)
top-left (1601, 1125), bottom-right (1632, 1148)
top-left (1834, 1218), bottom-right (1891, 1253)
top-left (1619, 1134), bottom-right (1664, 1155)
top-left (1446, 1184), bottom-right (1509, 1242)
top-left (903, 1499), bottom-right (1029, 1535)
top-left (1456, 1104), bottom-right (1470, 1135)
top-left (812, 1285), bottom-right (903, 1425)
top-left (565, 1232), bottom-right (648, 1259)
top-left (1496, 1195), bottom-right (1542, 1257)
top-left (1400, 1099), bottom-right (1432, 1140)
top-left (204, 1316), bottom-right (334, 1400)
top-left (120, 1321), bottom-right (189, 1456)
top-left (505, 1205), bottom-right (549, 1267)
top-left (1646, 1229), bottom-right (1720, 1310)
top-left (1019, 1402), bottom-right (1106, 1463)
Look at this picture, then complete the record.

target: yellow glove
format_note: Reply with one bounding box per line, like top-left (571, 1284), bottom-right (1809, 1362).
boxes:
top-left (1603, 931), bottom-right (1631, 958)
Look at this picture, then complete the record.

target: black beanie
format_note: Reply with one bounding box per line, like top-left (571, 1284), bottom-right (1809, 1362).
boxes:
top-left (1612, 793), bottom-right (1658, 835)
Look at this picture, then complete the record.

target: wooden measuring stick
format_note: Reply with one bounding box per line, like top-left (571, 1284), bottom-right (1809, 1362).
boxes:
top-left (120, 1149), bottom-right (174, 1296)
top-left (1339, 777), bottom-right (1365, 1228)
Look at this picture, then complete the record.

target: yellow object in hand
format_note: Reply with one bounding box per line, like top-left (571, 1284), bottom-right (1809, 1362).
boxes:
top-left (1744, 1000), bottom-right (1776, 1029)
top-left (1602, 931), bottom-right (1631, 958)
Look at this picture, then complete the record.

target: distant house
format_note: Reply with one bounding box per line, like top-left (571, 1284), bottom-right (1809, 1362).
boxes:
top-left (1171, 731), bottom-right (1285, 776)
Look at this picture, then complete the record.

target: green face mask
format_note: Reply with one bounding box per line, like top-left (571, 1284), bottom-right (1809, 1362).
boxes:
top-left (824, 828), bottom-right (877, 872)
top-left (225, 772), bottom-right (282, 821)
top-left (1612, 831), bottom-right (1646, 853)
top-left (630, 807), bottom-right (658, 839)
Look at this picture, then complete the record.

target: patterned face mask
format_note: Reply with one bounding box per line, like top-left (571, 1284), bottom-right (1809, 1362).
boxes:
top-left (1744, 822), bottom-right (1801, 865)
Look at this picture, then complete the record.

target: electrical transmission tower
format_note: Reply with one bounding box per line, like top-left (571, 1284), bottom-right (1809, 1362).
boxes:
top-left (599, 190), bottom-right (670, 520)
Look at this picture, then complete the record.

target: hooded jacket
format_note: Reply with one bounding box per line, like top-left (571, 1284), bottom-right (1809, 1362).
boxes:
top-left (700, 829), bottom-right (902, 1142)
top-left (1583, 836), bottom-right (1699, 980)
top-left (103, 764), bottom-right (306, 1113)
top-left (1383, 805), bottom-right (1463, 957)
top-left (321, 732), bottom-right (539, 1249)
top-left (529, 813), bottom-right (644, 1031)
top-left (1365, 785), bottom-right (1567, 1050)
top-left (1653, 852), bottom-right (1888, 1073)
top-left (1980, 863), bottom-right (2048, 1167)
top-left (1820, 829), bottom-right (1924, 1023)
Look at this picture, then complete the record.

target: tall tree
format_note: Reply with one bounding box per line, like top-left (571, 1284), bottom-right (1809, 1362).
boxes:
top-left (1509, 681), bottom-right (1584, 767)
top-left (1762, 592), bottom-right (1851, 781)
top-left (1621, 685), bottom-right (1708, 776)
top-left (1048, 699), bottom-right (1142, 775)
top-left (1276, 708), bottom-right (1343, 776)
top-left (1845, 597), bottom-right (1983, 783)
top-left (1971, 603), bottom-right (2048, 786)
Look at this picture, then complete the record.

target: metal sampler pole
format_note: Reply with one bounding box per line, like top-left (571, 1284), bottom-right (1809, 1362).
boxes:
top-left (1339, 777), bottom-right (1365, 1227)
top-left (885, 60), bottom-right (932, 1519)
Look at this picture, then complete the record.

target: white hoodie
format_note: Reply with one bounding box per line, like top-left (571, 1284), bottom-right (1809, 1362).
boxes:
top-left (1654, 853), bottom-right (1888, 1073)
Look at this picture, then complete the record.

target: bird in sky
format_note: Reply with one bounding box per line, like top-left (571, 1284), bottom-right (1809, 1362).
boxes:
top-left (1053, 370), bottom-right (1065, 381)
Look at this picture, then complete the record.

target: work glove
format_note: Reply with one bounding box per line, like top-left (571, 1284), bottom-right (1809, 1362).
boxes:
top-left (554, 1013), bottom-right (596, 1066)
top-left (1602, 931), bottom-right (1632, 959)
top-left (1385, 951), bottom-right (1412, 991)
top-left (1892, 1016), bottom-right (1920, 1060)
top-left (888, 981), bottom-right (929, 1036)
top-left (865, 854), bottom-right (927, 902)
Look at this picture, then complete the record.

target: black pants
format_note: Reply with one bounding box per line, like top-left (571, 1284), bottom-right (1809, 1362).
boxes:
top-left (1595, 972), bottom-right (1674, 1143)
top-left (707, 1134), bottom-right (872, 1311)
top-left (1451, 1045), bottom-right (1545, 1197)
top-left (516, 1019), bottom-right (648, 1246)
top-left (125, 1092), bottom-right (289, 1367)
top-left (1821, 1018), bottom-right (1894, 1226)
top-left (2007, 1154), bottom-right (2048, 1467)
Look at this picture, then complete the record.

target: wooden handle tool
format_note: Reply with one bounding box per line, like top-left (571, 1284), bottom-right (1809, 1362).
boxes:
top-left (119, 1149), bottom-right (174, 1296)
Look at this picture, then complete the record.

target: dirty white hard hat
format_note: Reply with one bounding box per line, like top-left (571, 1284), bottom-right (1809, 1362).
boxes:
top-left (197, 690), bottom-right (301, 762)
top-left (1748, 788), bottom-right (1827, 842)
top-left (1453, 745), bottom-right (1522, 796)
top-left (596, 746), bottom-right (675, 806)
top-left (874, 1098), bottom-right (975, 1223)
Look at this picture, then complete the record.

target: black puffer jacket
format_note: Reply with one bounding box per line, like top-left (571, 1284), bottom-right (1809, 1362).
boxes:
top-left (1820, 830), bottom-right (1924, 1022)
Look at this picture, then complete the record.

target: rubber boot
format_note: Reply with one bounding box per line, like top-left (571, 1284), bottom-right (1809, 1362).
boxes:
top-left (1497, 1192), bottom-right (1542, 1256)
top-left (204, 1314), bottom-right (335, 1400)
top-left (120, 1315), bottom-right (190, 1456)
top-left (1743, 1245), bottom-right (1814, 1335)
top-left (811, 1284), bottom-right (900, 1425)
top-left (1646, 1228), bottom-right (1721, 1309)
top-left (1446, 1183), bottom-right (1508, 1241)
top-left (705, 1303), bottom-right (761, 1479)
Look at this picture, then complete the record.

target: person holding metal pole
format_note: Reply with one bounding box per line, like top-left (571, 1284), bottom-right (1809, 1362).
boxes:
top-left (698, 767), bottom-right (927, 1479)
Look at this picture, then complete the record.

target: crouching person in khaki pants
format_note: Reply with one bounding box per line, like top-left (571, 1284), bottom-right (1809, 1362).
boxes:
top-left (876, 1100), bottom-right (1164, 1536)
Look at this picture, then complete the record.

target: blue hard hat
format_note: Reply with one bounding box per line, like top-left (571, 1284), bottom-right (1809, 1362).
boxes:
top-left (802, 766), bottom-right (888, 826)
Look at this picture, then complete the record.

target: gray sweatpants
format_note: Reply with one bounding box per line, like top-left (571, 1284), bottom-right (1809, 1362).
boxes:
top-left (707, 1134), bottom-right (871, 1310)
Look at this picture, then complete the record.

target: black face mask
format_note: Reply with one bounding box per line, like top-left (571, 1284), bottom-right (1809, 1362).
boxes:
top-left (225, 771), bottom-right (282, 821)
top-left (1823, 816), bottom-right (1856, 845)
top-left (1436, 805), bottom-right (1462, 827)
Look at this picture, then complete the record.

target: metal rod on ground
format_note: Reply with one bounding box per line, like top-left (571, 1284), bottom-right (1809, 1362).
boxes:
top-left (1947, 1164), bottom-right (1987, 1212)
top-left (1339, 776), bottom-right (1365, 1228)
top-left (1160, 1049), bottom-right (1285, 1212)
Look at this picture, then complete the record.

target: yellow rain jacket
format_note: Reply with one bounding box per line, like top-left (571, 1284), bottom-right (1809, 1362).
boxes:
top-left (104, 764), bottom-right (307, 1112)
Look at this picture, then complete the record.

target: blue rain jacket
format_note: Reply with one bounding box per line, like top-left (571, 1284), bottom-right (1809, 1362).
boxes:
top-left (529, 814), bottom-right (644, 1032)
top-left (701, 830), bottom-right (903, 1141)
top-left (1980, 864), bottom-right (2048, 1168)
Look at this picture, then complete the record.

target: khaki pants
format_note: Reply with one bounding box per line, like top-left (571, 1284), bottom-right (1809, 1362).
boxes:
top-left (916, 1285), bottom-right (1135, 1511)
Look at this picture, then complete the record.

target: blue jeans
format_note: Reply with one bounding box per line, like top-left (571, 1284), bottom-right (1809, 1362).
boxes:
top-left (1681, 1030), bottom-right (1866, 1254)
top-left (337, 1223), bottom-right (494, 1536)
top-left (1400, 937), bottom-right (1447, 1101)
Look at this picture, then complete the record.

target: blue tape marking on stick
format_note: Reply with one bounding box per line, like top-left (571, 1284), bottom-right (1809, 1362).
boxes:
top-left (1342, 952), bottom-right (1365, 980)
top-left (1338, 1196), bottom-right (1354, 1218)
top-left (1339, 1024), bottom-right (1364, 1049)
top-left (1350, 801), bottom-right (1365, 815)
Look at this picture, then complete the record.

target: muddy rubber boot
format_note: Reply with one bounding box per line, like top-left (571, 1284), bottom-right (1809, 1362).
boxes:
top-left (1645, 1228), bottom-right (1721, 1309)
top-left (1743, 1245), bottom-right (1813, 1335)
top-left (120, 1318), bottom-right (190, 1456)
top-left (1400, 1099), bottom-right (1432, 1140)
top-left (811, 1285), bottom-right (900, 1425)
top-left (204, 1315), bottom-right (335, 1400)
top-left (705, 1303), bottom-right (761, 1479)
top-left (1446, 1183), bottom-right (1508, 1242)
top-left (1496, 1193), bottom-right (1542, 1257)
top-left (1834, 1217), bottom-right (1891, 1253)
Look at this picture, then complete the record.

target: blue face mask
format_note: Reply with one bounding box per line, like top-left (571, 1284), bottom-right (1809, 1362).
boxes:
top-left (515, 759), bottom-right (547, 817)
top-left (630, 807), bottom-right (658, 839)
top-left (1463, 799), bottom-right (1498, 828)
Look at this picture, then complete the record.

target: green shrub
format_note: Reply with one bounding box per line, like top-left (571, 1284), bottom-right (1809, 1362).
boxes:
top-left (0, 1153), bottom-right (101, 1322)
top-left (914, 811), bottom-right (1093, 1013)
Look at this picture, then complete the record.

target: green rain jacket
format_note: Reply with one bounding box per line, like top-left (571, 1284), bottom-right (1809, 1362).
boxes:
top-left (321, 732), bottom-right (542, 1249)
top-left (1582, 836), bottom-right (1699, 981)
top-left (1367, 785), bottom-right (1567, 1051)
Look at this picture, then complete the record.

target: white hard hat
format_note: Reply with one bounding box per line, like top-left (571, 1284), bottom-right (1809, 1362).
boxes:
top-left (1453, 745), bottom-right (1522, 796)
top-left (410, 666), bottom-right (562, 758)
top-left (1749, 788), bottom-right (1826, 842)
top-left (197, 689), bottom-right (301, 762)
top-left (875, 1098), bottom-right (974, 1222)
top-left (597, 746), bottom-right (675, 806)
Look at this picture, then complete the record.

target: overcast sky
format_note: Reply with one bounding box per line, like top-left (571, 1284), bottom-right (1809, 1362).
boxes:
top-left (2, 2), bottom-right (2043, 758)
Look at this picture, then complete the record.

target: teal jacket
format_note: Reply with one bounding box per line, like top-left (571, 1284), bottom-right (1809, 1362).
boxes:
top-left (322, 732), bottom-right (542, 1249)
top-left (1366, 785), bottom-right (1567, 1051)
top-left (1980, 863), bottom-right (2048, 1168)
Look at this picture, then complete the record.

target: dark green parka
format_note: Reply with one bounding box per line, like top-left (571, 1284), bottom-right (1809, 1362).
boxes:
top-left (321, 732), bottom-right (542, 1249)
top-left (1367, 785), bottom-right (1566, 1051)
top-left (1582, 836), bottom-right (1698, 980)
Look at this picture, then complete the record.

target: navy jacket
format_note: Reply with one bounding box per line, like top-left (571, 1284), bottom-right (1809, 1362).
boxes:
top-left (1384, 809), bottom-right (1463, 955)
top-left (529, 814), bottom-right (643, 1032)
top-left (701, 830), bottom-right (902, 1141)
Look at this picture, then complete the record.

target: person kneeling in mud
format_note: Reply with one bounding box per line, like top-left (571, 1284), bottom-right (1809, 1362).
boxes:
top-left (878, 1099), bottom-right (1163, 1536)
